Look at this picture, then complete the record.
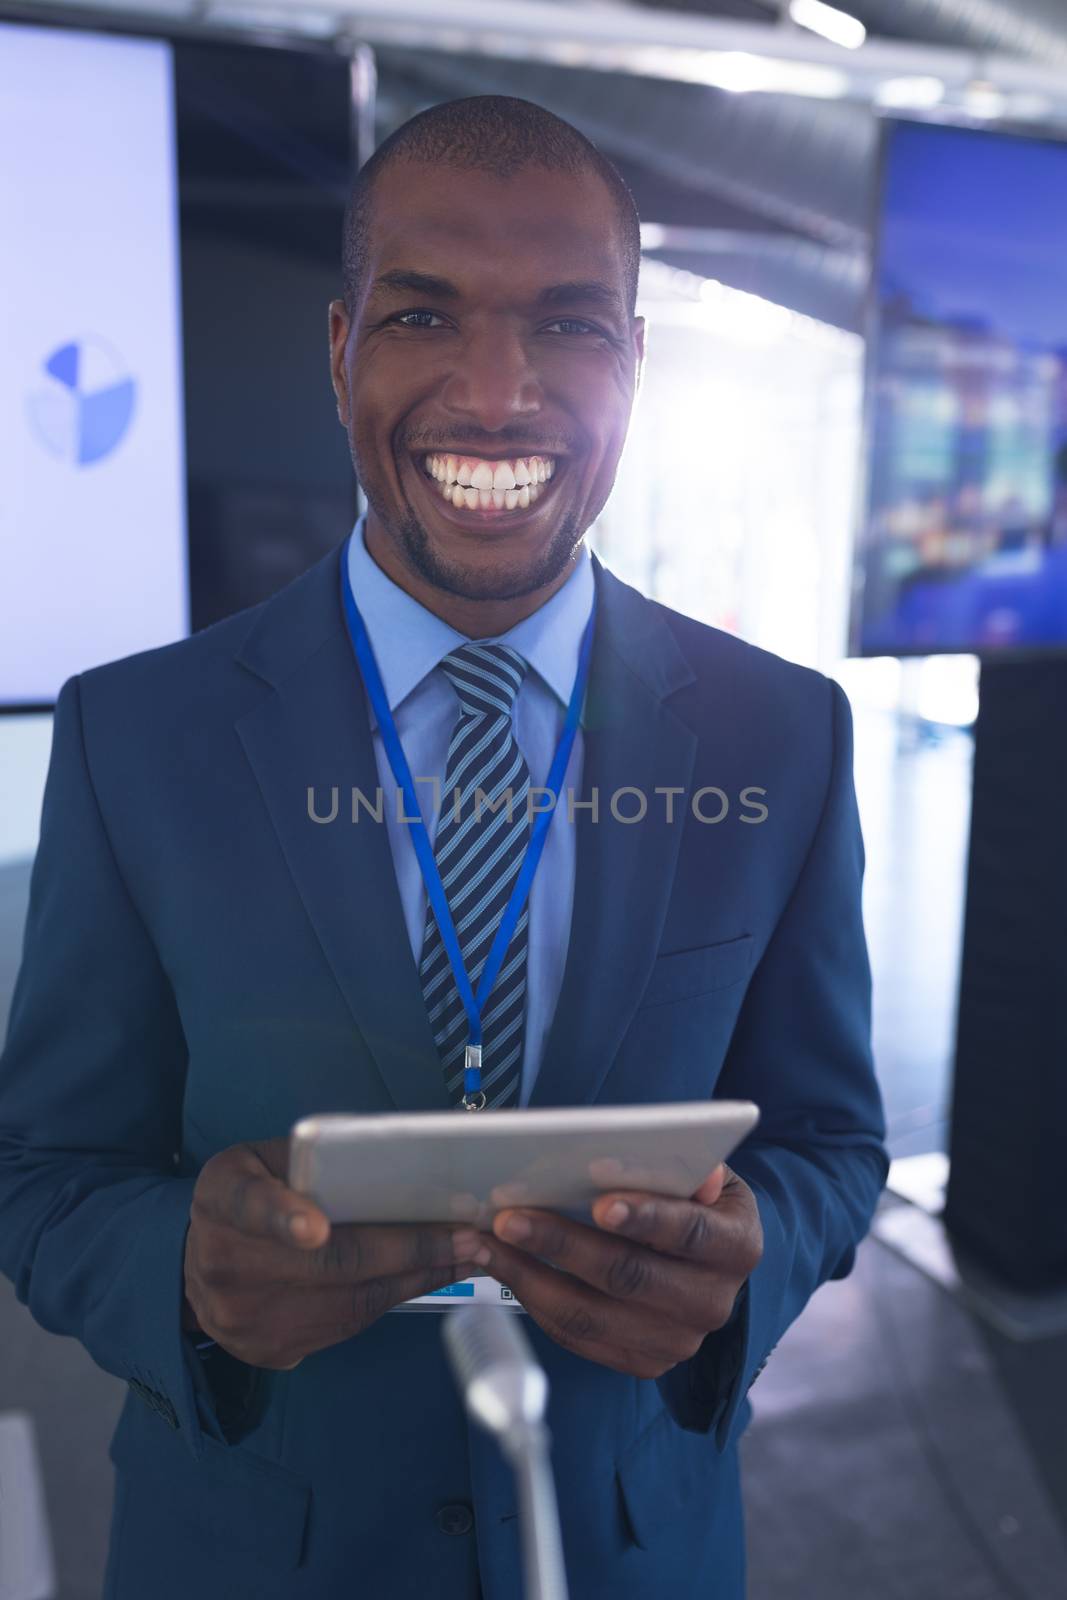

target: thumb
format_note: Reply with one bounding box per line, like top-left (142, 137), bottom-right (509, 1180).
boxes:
top-left (243, 1136), bottom-right (331, 1250)
top-left (692, 1163), bottom-right (727, 1206)
top-left (246, 1135), bottom-right (292, 1182)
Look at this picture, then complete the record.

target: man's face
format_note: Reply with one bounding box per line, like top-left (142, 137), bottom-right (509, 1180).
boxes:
top-left (329, 158), bottom-right (645, 602)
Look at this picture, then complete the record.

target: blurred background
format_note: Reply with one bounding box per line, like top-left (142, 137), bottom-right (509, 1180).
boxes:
top-left (1, 1), bottom-right (1065, 1596)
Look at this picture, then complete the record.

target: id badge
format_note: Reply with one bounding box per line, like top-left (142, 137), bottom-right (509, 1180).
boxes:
top-left (390, 1273), bottom-right (526, 1312)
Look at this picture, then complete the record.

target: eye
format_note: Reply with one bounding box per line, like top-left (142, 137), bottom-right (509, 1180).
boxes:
top-left (390, 309), bottom-right (448, 329)
top-left (544, 318), bottom-right (602, 336)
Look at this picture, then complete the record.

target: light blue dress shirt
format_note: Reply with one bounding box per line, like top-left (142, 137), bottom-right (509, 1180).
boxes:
top-left (345, 514), bottom-right (594, 1107)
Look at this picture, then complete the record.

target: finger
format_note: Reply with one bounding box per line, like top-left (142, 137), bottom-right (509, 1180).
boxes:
top-left (207, 1144), bottom-right (331, 1250)
top-left (470, 1236), bottom-right (702, 1366)
top-left (215, 1261), bottom-right (471, 1366)
top-left (301, 1261), bottom-right (476, 1346)
top-left (448, 1191), bottom-right (489, 1224)
top-left (480, 1210), bottom-right (728, 1327)
top-left (298, 1220), bottom-right (469, 1283)
top-left (245, 1135), bottom-right (293, 1182)
top-left (587, 1156), bottom-right (685, 1194)
top-left (590, 1184), bottom-right (751, 1271)
top-left (691, 1164), bottom-right (726, 1206)
top-left (488, 1180), bottom-right (536, 1209)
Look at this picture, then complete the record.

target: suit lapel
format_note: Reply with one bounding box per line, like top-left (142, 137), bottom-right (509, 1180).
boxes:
top-left (233, 542), bottom-right (448, 1113)
top-left (530, 559), bottom-right (697, 1107)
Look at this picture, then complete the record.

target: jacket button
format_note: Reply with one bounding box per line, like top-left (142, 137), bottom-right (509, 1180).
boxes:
top-left (436, 1503), bottom-right (474, 1536)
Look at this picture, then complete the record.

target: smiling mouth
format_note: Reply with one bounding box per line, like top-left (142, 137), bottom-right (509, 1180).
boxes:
top-left (417, 451), bottom-right (559, 516)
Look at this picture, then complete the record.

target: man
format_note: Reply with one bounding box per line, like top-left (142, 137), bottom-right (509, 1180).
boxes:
top-left (0, 96), bottom-right (887, 1598)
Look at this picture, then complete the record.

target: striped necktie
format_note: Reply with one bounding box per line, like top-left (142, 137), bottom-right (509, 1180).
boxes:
top-left (418, 642), bottom-right (531, 1110)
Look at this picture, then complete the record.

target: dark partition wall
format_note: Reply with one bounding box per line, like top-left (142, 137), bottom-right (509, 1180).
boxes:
top-left (175, 39), bottom-right (359, 631)
top-left (944, 656), bottom-right (1067, 1290)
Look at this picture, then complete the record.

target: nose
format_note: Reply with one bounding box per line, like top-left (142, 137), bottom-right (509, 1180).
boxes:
top-left (439, 321), bottom-right (544, 433)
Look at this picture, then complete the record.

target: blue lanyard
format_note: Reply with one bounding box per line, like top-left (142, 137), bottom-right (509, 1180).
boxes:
top-left (340, 532), bottom-right (596, 1109)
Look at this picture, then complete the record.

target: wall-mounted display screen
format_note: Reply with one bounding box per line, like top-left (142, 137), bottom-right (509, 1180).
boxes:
top-left (0, 18), bottom-right (354, 710)
top-left (0, 21), bottom-right (187, 706)
top-left (852, 119), bottom-right (1067, 656)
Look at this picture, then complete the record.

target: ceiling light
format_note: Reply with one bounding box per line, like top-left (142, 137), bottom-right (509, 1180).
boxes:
top-left (788, 0), bottom-right (866, 51)
top-left (690, 50), bottom-right (849, 99)
top-left (874, 76), bottom-right (946, 110)
top-left (963, 80), bottom-right (1007, 119)
top-left (691, 51), bottom-right (777, 93)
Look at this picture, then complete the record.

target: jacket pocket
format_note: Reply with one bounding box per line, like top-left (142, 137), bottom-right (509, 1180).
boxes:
top-left (615, 1407), bottom-right (721, 1554)
top-left (638, 935), bottom-right (753, 1010)
top-left (109, 1392), bottom-right (309, 1571)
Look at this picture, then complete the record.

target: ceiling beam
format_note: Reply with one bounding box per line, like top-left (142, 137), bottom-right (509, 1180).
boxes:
top-left (23, 0), bottom-right (1067, 124)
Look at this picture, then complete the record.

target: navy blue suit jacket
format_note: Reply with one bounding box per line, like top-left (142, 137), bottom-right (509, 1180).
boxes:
top-left (0, 542), bottom-right (887, 1599)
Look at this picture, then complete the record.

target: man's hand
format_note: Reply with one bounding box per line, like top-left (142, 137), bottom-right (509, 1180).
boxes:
top-left (183, 1138), bottom-right (476, 1370)
top-left (451, 1164), bottom-right (763, 1380)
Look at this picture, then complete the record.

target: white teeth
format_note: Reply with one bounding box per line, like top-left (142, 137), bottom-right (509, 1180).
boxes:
top-left (426, 451), bottom-right (559, 513)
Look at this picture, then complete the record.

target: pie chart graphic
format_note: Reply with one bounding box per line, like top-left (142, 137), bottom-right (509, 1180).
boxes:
top-left (26, 337), bottom-right (137, 466)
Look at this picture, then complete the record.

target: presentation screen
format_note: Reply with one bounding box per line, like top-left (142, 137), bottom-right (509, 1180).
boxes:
top-left (0, 21), bottom-right (187, 707)
top-left (852, 119), bottom-right (1067, 657)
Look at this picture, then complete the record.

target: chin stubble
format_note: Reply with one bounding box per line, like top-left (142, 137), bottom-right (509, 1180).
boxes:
top-left (389, 505), bottom-right (584, 603)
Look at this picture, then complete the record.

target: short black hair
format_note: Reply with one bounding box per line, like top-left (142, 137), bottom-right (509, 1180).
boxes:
top-left (342, 94), bottom-right (641, 319)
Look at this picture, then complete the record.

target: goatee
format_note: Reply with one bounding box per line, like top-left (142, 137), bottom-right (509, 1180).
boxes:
top-left (380, 504), bottom-right (584, 603)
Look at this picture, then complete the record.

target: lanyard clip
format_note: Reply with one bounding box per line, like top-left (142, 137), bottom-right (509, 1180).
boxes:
top-left (462, 1043), bottom-right (486, 1111)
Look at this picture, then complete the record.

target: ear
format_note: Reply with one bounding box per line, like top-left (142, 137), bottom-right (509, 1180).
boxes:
top-left (632, 315), bottom-right (647, 397)
top-left (328, 298), bottom-right (352, 426)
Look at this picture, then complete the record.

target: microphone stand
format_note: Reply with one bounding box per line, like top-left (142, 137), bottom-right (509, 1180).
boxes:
top-left (443, 1307), bottom-right (569, 1600)
top-left (500, 1417), bottom-right (568, 1600)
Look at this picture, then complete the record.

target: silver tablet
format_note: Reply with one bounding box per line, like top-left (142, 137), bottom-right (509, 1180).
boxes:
top-left (289, 1100), bottom-right (760, 1230)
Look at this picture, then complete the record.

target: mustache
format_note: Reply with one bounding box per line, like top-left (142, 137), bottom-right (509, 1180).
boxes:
top-left (403, 435), bottom-right (577, 456)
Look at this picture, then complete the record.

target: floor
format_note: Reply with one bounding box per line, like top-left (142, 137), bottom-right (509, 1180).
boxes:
top-left (1, 712), bottom-right (1065, 1599)
top-left (742, 1208), bottom-right (1067, 1600)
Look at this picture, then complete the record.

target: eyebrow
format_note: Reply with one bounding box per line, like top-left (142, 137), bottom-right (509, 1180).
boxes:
top-left (536, 280), bottom-right (623, 311)
top-left (369, 269), bottom-right (461, 301)
top-left (368, 269), bottom-right (624, 313)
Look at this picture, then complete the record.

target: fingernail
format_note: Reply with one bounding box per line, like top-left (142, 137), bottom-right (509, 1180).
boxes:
top-left (452, 1229), bottom-right (482, 1260)
top-left (497, 1212), bottom-right (532, 1243)
top-left (601, 1201), bottom-right (629, 1228)
top-left (289, 1213), bottom-right (311, 1240)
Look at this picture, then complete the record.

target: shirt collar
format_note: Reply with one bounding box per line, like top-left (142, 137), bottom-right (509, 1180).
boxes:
top-left (346, 512), bottom-right (594, 717)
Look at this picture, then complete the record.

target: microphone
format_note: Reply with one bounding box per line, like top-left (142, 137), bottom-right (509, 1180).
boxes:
top-left (443, 1307), bottom-right (569, 1600)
